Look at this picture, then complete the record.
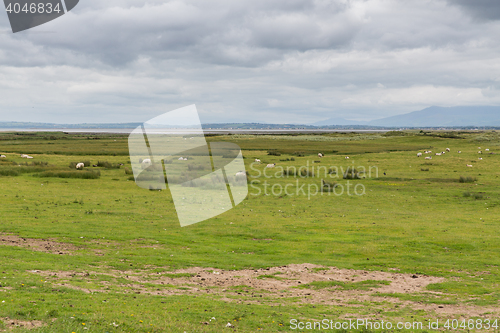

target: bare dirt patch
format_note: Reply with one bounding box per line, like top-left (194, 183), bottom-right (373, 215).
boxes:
top-left (0, 234), bottom-right (78, 255)
top-left (30, 263), bottom-right (500, 317)
top-left (1, 318), bottom-right (44, 331)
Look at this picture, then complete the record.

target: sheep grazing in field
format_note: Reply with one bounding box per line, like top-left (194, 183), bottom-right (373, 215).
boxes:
top-left (424, 151), bottom-right (431, 154)
top-left (486, 148), bottom-right (490, 151)
top-left (478, 157), bottom-right (483, 160)
top-left (446, 148), bottom-right (450, 152)
top-left (467, 164), bottom-right (473, 167)
top-left (183, 158), bottom-right (188, 161)
top-left (141, 158), bottom-right (152, 169)
top-left (76, 163), bottom-right (84, 169)
top-left (417, 153), bottom-right (423, 157)
top-left (266, 163), bottom-right (276, 168)
top-left (178, 157), bottom-right (184, 160)
top-left (435, 153), bottom-right (442, 156)
top-left (92, 164), bottom-right (97, 167)
top-left (26, 155), bottom-right (33, 159)
top-left (425, 156), bottom-right (432, 160)
top-left (441, 151), bottom-right (446, 154)
top-left (345, 156), bottom-right (350, 159)
top-left (0, 155), bottom-right (6, 158)
top-left (458, 151), bottom-right (462, 154)
top-left (235, 171), bottom-right (246, 177)
top-left (318, 153), bottom-right (323, 158)
top-left (20, 154), bottom-right (28, 158)
top-left (478, 151), bottom-right (482, 154)
top-left (254, 159), bottom-right (261, 163)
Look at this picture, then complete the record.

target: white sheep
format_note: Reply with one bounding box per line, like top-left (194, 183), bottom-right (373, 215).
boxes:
top-left (345, 156), bottom-right (350, 159)
top-left (0, 155), bottom-right (6, 158)
top-left (486, 149), bottom-right (490, 151)
top-left (435, 153), bottom-right (442, 156)
top-left (478, 151), bottom-right (482, 154)
top-left (318, 153), bottom-right (323, 158)
top-left (478, 157), bottom-right (483, 160)
top-left (235, 171), bottom-right (246, 177)
top-left (425, 156), bottom-right (432, 160)
top-left (467, 164), bottom-right (473, 167)
top-left (76, 163), bottom-right (85, 169)
top-left (458, 151), bottom-right (462, 153)
top-left (141, 158), bottom-right (152, 169)
top-left (266, 163), bottom-right (276, 168)
top-left (446, 148), bottom-right (450, 152)
top-left (417, 153), bottom-right (422, 157)
top-left (254, 159), bottom-right (261, 163)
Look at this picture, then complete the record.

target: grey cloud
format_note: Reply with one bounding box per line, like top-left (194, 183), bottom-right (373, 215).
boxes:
top-left (1, 0), bottom-right (500, 124)
top-left (447, 0), bottom-right (500, 21)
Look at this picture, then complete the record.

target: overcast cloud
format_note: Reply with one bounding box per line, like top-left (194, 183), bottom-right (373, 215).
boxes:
top-left (0, 0), bottom-right (499, 124)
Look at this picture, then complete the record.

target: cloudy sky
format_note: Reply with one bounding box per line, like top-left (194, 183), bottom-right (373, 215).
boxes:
top-left (0, 0), bottom-right (499, 124)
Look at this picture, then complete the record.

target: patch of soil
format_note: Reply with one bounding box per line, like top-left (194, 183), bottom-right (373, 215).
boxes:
top-left (0, 234), bottom-right (78, 255)
top-left (30, 263), bottom-right (500, 317)
top-left (1, 318), bottom-right (44, 331)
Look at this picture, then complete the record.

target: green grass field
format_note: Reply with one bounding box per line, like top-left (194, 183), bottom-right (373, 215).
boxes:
top-left (0, 130), bottom-right (499, 332)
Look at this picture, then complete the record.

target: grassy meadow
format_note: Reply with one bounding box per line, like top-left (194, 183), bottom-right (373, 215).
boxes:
top-left (0, 130), bottom-right (499, 332)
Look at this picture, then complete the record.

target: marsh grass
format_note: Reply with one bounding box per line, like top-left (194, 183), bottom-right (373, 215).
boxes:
top-left (37, 170), bottom-right (101, 179)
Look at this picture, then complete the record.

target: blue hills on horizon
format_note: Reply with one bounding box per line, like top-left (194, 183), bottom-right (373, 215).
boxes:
top-left (1, 106), bottom-right (500, 129)
top-left (313, 106), bottom-right (500, 127)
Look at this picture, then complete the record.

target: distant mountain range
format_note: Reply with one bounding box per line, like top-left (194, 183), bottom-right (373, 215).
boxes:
top-left (1, 106), bottom-right (500, 129)
top-left (313, 106), bottom-right (500, 127)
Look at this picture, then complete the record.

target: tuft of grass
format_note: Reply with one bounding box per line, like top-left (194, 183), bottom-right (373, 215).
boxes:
top-left (124, 167), bottom-right (133, 175)
top-left (267, 150), bottom-right (281, 156)
top-left (97, 161), bottom-right (121, 169)
top-left (343, 167), bottom-right (363, 179)
top-left (299, 280), bottom-right (391, 291)
top-left (163, 273), bottom-right (196, 278)
top-left (321, 179), bottom-right (337, 192)
top-left (459, 176), bottom-right (477, 183)
top-left (464, 192), bottom-right (484, 199)
top-left (421, 168), bottom-right (429, 171)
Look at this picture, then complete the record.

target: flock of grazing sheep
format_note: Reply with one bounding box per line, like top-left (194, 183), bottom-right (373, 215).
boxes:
top-left (416, 147), bottom-right (490, 167)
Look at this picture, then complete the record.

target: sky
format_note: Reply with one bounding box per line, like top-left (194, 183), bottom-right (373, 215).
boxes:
top-left (0, 0), bottom-right (500, 124)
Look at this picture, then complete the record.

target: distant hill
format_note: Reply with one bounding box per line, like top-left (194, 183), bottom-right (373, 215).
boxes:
top-left (369, 106), bottom-right (500, 127)
top-left (313, 106), bottom-right (500, 127)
